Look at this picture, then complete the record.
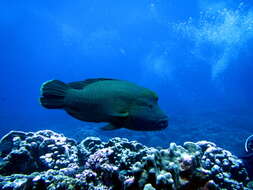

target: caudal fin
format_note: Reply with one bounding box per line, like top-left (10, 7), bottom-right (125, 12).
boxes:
top-left (40, 80), bottom-right (69, 109)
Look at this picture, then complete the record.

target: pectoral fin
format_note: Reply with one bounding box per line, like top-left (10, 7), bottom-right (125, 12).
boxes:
top-left (102, 110), bottom-right (128, 130)
top-left (111, 111), bottom-right (129, 118)
top-left (101, 123), bottom-right (121, 130)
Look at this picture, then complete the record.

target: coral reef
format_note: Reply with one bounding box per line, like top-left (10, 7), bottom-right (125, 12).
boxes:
top-left (0, 130), bottom-right (252, 190)
top-left (0, 130), bottom-right (78, 176)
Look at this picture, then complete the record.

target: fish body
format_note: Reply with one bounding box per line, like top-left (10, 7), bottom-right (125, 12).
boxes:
top-left (40, 78), bottom-right (168, 131)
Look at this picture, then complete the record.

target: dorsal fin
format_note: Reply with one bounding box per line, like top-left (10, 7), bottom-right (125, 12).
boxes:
top-left (68, 78), bottom-right (118, 90)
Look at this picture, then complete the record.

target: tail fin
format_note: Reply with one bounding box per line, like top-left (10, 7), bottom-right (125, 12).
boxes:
top-left (40, 80), bottom-right (69, 109)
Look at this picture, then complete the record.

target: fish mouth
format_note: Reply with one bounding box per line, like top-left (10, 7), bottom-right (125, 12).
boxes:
top-left (156, 118), bottom-right (168, 129)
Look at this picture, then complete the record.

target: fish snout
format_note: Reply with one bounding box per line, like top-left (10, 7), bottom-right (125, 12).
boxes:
top-left (157, 118), bottom-right (168, 129)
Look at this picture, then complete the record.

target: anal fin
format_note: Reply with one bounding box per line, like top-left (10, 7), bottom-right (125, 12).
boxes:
top-left (101, 123), bottom-right (121, 130)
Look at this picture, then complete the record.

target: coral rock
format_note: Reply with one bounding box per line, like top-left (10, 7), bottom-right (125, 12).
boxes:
top-left (0, 130), bottom-right (252, 190)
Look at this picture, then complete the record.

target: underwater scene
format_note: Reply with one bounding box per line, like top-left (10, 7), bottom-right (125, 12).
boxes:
top-left (1, 0), bottom-right (253, 189)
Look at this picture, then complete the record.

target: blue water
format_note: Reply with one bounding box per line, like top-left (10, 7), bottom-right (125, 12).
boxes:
top-left (1, 0), bottom-right (253, 156)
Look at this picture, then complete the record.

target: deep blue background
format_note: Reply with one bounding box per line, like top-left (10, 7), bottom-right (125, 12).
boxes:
top-left (1, 0), bottom-right (253, 155)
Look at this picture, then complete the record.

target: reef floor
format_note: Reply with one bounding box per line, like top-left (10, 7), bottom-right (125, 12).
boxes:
top-left (0, 130), bottom-right (252, 190)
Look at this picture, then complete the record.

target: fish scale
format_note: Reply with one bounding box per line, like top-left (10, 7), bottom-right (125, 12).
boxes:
top-left (40, 78), bottom-right (168, 131)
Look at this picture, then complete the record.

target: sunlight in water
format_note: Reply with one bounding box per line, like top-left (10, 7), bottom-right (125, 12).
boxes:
top-left (174, 2), bottom-right (253, 80)
top-left (143, 53), bottom-right (173, 81)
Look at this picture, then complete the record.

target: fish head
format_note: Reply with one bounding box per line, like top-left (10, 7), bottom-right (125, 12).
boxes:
top-left (127, 97), bottom-right (168, 131)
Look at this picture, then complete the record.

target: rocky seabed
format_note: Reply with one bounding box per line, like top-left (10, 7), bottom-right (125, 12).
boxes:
top-left (0, 130), bottom-right (252, 190)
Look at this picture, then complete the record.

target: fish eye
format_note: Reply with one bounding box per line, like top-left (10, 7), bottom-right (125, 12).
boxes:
top-left (148, 104), bottom-right (153, 108)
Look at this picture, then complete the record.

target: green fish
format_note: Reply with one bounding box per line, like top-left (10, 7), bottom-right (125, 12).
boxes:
top-left (40, 78), bottom-right (168, 131)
